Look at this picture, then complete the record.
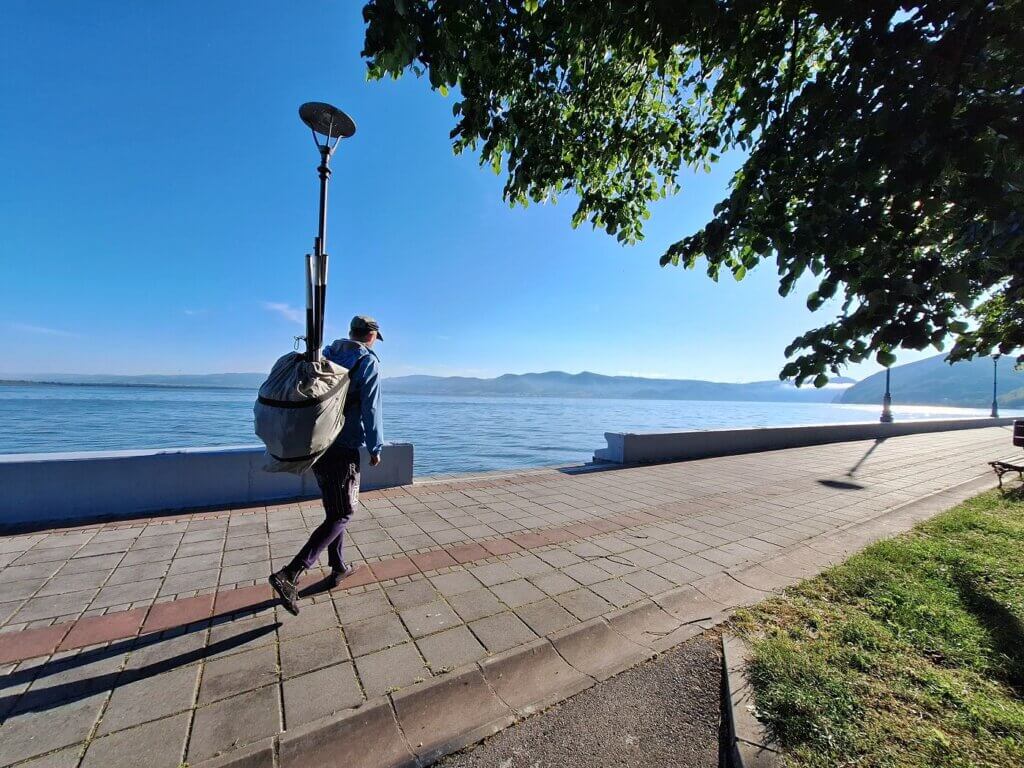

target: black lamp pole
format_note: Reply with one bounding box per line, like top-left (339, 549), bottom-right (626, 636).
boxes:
top-left (991, 354), bottom-right (1001, 418)
top-left (880, 366), bottom-right (894, 423)
top-left (297, 102), bottom-right (356, 363)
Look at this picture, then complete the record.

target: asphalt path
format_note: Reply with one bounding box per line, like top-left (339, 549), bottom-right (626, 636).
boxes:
top-left (434, 632), bottom-right (724, 768)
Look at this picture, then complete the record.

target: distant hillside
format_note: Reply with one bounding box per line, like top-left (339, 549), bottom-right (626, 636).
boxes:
top-left (384, 370), bottom-right (855, 403)
top-left (839, 354), bottom-right (1024, 408)
top-left (5, 373), bottom-right (265, 389)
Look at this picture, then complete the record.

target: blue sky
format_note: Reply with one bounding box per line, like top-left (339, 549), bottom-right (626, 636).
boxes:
top-left (0, 1), bottom-right (935, 383)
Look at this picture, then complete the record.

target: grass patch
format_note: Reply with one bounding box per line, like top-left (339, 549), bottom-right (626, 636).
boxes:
top-left (732, 487), bottom-right (1024, 768)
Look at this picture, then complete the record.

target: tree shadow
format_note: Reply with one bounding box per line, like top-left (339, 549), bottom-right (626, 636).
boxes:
top-left (952, 566), bottom-right (1024, 697)
top-left (0, 622), bottom-right (279, 716)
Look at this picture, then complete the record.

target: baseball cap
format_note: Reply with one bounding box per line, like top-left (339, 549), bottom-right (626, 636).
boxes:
top-left (350, 315), bottom-right (383, 341)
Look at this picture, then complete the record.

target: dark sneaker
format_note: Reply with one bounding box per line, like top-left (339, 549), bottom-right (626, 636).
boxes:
top-left (325, 563), bottom-right (360, 590)
top-left (269, 570), bottom-right (300, 616)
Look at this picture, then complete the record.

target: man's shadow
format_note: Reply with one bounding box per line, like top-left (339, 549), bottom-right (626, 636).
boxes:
top-left (1, 618), bottom-right (279, 717)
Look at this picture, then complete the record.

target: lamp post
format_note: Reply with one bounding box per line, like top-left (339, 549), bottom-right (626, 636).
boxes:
top-left (991, 353), bottom-right (1001, 418)
top-left (880, 366), bottom-right (894, 423)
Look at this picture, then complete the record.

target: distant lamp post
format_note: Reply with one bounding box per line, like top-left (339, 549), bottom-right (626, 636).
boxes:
top-left (880, 366), bottom-right (894, 423)
top-left (991, 353), bottom-right (1001, 418)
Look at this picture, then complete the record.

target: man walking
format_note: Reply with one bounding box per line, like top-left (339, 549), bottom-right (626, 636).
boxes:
top-left (269, 315), bottom-right (384, 615)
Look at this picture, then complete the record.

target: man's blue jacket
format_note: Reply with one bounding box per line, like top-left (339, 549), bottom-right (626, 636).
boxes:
top-left (323, 338), bottom-right (383, 457)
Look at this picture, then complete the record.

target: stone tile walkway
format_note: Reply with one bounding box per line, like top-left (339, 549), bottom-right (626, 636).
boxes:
top-left (0, 426), bottom-right (1016, 767)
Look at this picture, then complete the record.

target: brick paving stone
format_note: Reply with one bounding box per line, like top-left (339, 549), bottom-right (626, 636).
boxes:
top-left (429, 571), bottom-right (481, 597)
top-left (506, 554), bottom-right (554, 579)
top-left (276, 600), bottom-right (338, 641)
top-left (445, 542), bottom-right (487, 563)
top-left (280, 628), bottom-right (349, 678)
top-left (82, 711), bottom-right (191, 768)
top-left (105, 561), bottom-right (169, 586)
top-left (58, 608), bottom-right (146, 651)
top-left (142, 594), bottom-right (214, 633)
top-left (529, 571), bottom-right (579, 596)
top-left (370, 556), bottom-right (419, 581)
top-left (119, 546), bottom-right (177, 566)
top-left (12, 590), bottom-right (99, 623)
top-left (0, 600), bottom-right (22, 625)
top-left (92, 579), bottom-right (163, 609)
top-left (410, 549), bottom-right (458, 572)
top-left (168, 552), bottom-right (223, 575)
top-left (36, 570), bottom-right (109, 597)
top-left (649, 560), bottom-right (701, 585)
top-left (187, 685), bottom-right (280, 763)
top-left (400, 600), bottom-right (462, 638)
top-left (673, 553), bottom-right (721, 576)
top-left (491, 579), bottom-right (546, 609)
top-left (98, 663), bottom-right (199, 735)
top-left (221, 546), bottom-right (266, 567)
top-left (480, 538), bottom-right (521, 556)
top-left (213, 583), bottom-right (273, 616)
top-left (515, 598), bottom-right (577, 636)
top-left (158, 568), bottom-right (221, 597)
top-left (56, 554), bottom-right (121, 575)
top-left (206, 613), bottom-right (278, 658)
top-left (0, 579), bottom-right (46, 605)
top-left (447, 588), bottom-right (505, 623)
top-left (590, 579), bottom-right (645, 608)
top-left (354, 642), bottom-right (429, 696)
top-left (469, 612), bottom-right (537, 653)
top-left (130, 534), bottom-right (183, 552)
top-left (14, 546), bottom-right (82, 566)
top-left (384, 580), bottom-right (438, 610)
top-left (469, 562), bottom-right (518, 587)
top-left (333, 590), bottom-right (392, 624)
top-left (219, 561), bottom-right (268, 585)
top-left (562, 561), bottom-right (608, 586)
top-left (122, 629), bottom-right (206, 672)
top-left (345, 611), bottom-right (410, 657)
top-left (18, 651), bottom-right (124, 711)
top-left (554, 587), bottom-right (612, 621)
top-left (75, 540), bottom-right (131, 558)
top-left (175, 538), bottom-right (224, 557)
top-left (14, 746), bottom-right (80, 768)
top-left (534, 549), bottom-right (583, 568)
top-left (621, 570), bottom-right (676, 596)
top-left (0, 691), bottom-right (106, 765)
top-left (282, 661), bottom-right (363, 728)
top-left (198, 645), bottom-right (279, 704)
top-left (416, 625), bottom-right (487, 672)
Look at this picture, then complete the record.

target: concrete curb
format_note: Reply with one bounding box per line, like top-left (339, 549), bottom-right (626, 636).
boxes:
top-left (722, 633), bottom-right (781, 768)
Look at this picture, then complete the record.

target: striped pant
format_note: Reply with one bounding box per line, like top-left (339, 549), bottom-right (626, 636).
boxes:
top-left (288, 444), bottom-right (361, 572)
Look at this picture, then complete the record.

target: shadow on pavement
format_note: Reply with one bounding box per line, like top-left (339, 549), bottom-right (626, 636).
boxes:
top-left (0, 623), bottom-right (279, 716)
top-left (817, 479), bottom-right (866, 491)
top-left (846, 438), bottom-right (887, 478)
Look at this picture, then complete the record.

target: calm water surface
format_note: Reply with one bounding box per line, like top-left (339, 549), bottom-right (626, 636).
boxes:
top-left (0, 384), bottom-right (1012, 475)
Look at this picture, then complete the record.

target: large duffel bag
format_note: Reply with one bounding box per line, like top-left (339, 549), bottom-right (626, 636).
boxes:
top-left (254, 351), bottom-right (350, 473)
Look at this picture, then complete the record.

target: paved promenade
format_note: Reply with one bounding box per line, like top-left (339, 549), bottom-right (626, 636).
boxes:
top-left (0, 426), bottom-right (1016, 767)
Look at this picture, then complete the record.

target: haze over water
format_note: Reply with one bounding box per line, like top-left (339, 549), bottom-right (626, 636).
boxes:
top-left (1, 383), bottom-right (1011, 476)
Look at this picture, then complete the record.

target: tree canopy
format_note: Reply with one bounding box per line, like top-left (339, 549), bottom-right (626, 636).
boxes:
top-left (362, 0), bottom-right (1023, 384)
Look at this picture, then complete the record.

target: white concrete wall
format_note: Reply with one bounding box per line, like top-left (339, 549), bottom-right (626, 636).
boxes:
top-left (594, 418), bottom-right (1016, 465)
top-left (0, 443), bottom-right (413, 528)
